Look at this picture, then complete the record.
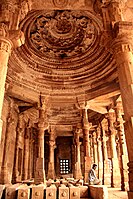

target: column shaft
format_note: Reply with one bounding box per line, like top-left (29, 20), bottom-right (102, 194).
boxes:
top-left (23, 128), bottom-right (29, 180)
top-left (108, 110), bottom-right (121, 188)
top-left (0, 38), bottom-right (12, 142)
top-left (73, 129), bottom-right (82, 179)
top-left (115, 100), bottom-right (129, 190)
top-left (112, 23), bottom-right (133, 197)
top-left (47, 131), bottom-right (56, 179)
top-left (112, 22), bottom-right (133, 199)
top-left (82, 109), bottom-right (92, 183)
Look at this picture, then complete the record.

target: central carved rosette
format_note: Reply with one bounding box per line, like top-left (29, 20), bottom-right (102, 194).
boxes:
top-left (30, 10), bottom-right (95, 59)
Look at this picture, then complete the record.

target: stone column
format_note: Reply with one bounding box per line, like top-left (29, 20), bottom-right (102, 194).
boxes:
top-left (112, 22), bottom-right (133, 198)
top-left (96, 126), bottom-right (103, 181)
top-left (0, 99), bottom-right (17, 184)
top-left (108, 109), bottom-right (121, 188)
top-left (73, 128), bottom-right (82, 179)
top-left (101, 118), bottom-right (111, 185)
top-left (47, 130), bottom-right (56, 179)
top-left (115, 98), bottom-right (129, 191)
top-left (0, 25), bottom-right (12, 142)
top-left (82, 108), bottom-right (92, 183)
top-left (92, 131), bottom-right (98, 165)
top-left (35, 126), bottom-right (46, 184)
top-left (0, 23), bottom-right (24, 143)
top-left (35, 104), bottom-right (48, 184)
top-left (12, 114), bottom-right (25, 183)
top-left (23, 128), bottom-right (30, 180)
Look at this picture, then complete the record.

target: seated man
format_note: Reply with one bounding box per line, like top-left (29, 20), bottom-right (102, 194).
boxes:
top-left (88, 163), bottom-right (100, 185)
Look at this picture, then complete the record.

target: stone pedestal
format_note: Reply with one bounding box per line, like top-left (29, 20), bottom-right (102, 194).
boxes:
top-left (46, 185), bottom-right (56, 199)
top-left (69, 185), bottom-right (80, 199)
top-left (32, 185), bottom-right (45, 199)
top-left (18, 188), bottom-right (30, 199)
top-left (59, 184), bottom-right (69, 199)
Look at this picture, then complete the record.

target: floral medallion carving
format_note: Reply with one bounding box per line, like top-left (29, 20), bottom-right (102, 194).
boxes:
top-left (29, 10), bottom-right (96, 59)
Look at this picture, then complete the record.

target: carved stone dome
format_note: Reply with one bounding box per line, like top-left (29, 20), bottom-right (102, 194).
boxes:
top-left (8, 10), bottom-right (118, 104)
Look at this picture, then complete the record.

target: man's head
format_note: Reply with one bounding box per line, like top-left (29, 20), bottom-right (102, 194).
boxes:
top-left (92, 163), bottom-right (97, 170)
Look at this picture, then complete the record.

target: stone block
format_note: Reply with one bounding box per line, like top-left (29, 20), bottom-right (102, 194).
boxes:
top-left (79, 186), bottom-right (89, 198)
top-left (69, 185), bottom-right (80, 199)
top-left (89, 185), bottom-right (108, 199)
top-left (46, 185), bottom-right (56, 199)
top-left (5, 184), bottom-right (22, 199)
top-left (0, 185), bottom-right (5, 198)
top-left (18, 187), bottom-right (30, 199)
top-left (59, 184), bottom-right (69, 199)
top-left (32, 184), bottom-right (45, 199)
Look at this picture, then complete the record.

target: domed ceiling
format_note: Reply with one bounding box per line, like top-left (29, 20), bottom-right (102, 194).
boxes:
top-left (6, 0), bottom-right (128, 127)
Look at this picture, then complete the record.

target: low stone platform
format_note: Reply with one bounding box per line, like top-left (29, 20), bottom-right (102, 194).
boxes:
top-left (89, 185), bottom-right (108, 199)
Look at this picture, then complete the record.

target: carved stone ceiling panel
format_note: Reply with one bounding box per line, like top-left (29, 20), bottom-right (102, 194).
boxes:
top-left (8, 10), bottom-right (118, 102)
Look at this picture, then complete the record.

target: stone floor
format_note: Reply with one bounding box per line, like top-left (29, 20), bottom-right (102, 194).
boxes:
top-left (108, 188), bottom-right (128, 199)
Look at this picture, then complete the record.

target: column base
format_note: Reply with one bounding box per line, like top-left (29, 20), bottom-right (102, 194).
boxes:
top-left (34, 158), bottom-right (46, 185)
